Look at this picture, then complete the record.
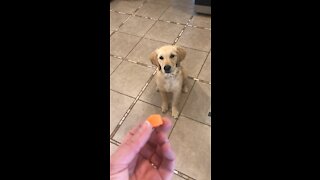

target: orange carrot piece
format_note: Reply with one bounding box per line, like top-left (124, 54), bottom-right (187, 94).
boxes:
top-left (147, 114), bottom-right (163, 127)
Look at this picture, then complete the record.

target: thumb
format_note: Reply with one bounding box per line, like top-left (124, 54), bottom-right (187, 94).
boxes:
top-left (111, 121), bottom-right (153, 165)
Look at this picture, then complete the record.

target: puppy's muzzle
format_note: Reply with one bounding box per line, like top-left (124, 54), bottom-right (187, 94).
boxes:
top-left (164, 65), bottom-right (171, 73)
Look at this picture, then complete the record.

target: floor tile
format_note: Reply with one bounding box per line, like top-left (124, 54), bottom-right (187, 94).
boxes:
top-left (145, 21), bottom-right (184, 44)
top-left (171, 0), bottom-right (195, 8)
top-left (110, 90), bottom-right (135, 134)
top-left (113, 100), bottom-right (176, 142)
top-left (135, 2), bottom-right (169, 19)
top-left (110, 0), bottom-right (144, 14)
top-left (110, 11), bottom-right (129, 31)
top-left (110, 56), bottom-right (122, 75)
top-left (172, 174), bottom-right (185, 180)
top-left (127, 38), bottom-right (167, 66)
top-left (118, 16), bottom-right (156, 37)
top-left (110, 61), bottom-right (154, 97)
top-left (198, 51), bottom-right (211, 82)
top-left (145, 0), bottom-right (172, 5)
top-left (147, 0), bottom-right (194, 8)
top-left (181, 82), bottom-right (211, 125)
top-left (110, 32), bottom-right (141, 57)
top-left (180, 47), bottom-right (209, 77)
top-left (190, 14), bottom-right (211, 28)
top-left (176, 27), bottom-right (211, 52)
top-left (110, 142), bottom-right (118, 156)
top-left (170, 116), bottom-right (211, 180)
top-left (139, 76), bottom-right (195, 115)
top-left (159, 6), bottom-right (194, 24)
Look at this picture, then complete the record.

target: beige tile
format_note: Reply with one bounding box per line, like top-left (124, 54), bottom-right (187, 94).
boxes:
top-left (172, 0), bottom-right (195, 8)
top-left (139, 77), bottom-right (161, 107)
top-left (113, 100), bottom-right (176, 142)
top-left (147, 0), bottom-right (195, 8)
top-left (110, 32), bottom-right (141, 57)
top-left (110, 0), bottom-right (144, 14)
top-left (127, 38), bottom-right (167, 66)
top-left (180, 47), bottom-right (209, 77)
top-left (139, 76), bottom-right (195, 116)
top-left (110, 30), bottom-right (113, 35)
top-left (198, 52), bottom-right (211, 82)
top-left (110, 61), bottom-right (154, 97)
top-left (181, 82), bottom-right (211, 125)
top-left (110, 142), bottom-right (118, 156)
top-left (110, 90), bottom-right (135, 134)
top-left (190, 14), bottom-right (211, 28)
top-left (118, 16), bottom-right (156, 37)
top-left (145, 0), bottom-right (172, 5)
top-left (172, 174), bottom-right (185, 180)
top-left (170, 116), bottom-right (211, 180)
top-left (145, 21), bottom-right (184, 44)
top-left (176, 27), bottom-right (211, 52)
top-left (110, 56), bottom-right (122, 75)
top-left (135, 2), bottom-right (169, 19)
top-left (110, 12), bottom-right (129, 31)
top-left (159, 6), bottom-right (194, 24)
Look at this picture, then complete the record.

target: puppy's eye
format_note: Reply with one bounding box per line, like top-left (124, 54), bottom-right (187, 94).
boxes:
top-left (170, 54), bottom-right (175, 58)
top-left (159, 56), bottom-right (164, 60)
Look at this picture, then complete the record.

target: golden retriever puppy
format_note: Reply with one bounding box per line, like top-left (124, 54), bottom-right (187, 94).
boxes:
top-left (149, 45), bottom-right (188, 119)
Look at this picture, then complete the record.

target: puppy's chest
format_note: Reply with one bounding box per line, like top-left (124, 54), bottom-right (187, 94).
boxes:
top-left (158, 75), bottom-right (182, 92)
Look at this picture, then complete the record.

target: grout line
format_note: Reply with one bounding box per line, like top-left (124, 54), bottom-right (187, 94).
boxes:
top-left (138, 99), bottom-right (161, 109)
top-left (174, 169), bottom-right (196, 180)
top-left (110, 139), bottom-right (121, 146)
top-left (187, 76), bottom-right (211, 85)
top-left (187, 24), bottom-right (211, 30)
top-left (110, 89), bottom-right (136, 99)
top-left (110, 57), bottom-right (124, 76)
top-left (133, 14), bottom-right (158, 21)
top-left (110, 54), bottom-right (156, 69)
top-left (180, 114), bottom-right (211, 127)
top-left (173, 15), bottom-right (193, 45)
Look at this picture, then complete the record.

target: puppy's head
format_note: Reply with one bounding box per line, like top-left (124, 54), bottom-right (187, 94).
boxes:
top-left (149, 45), bottom-right (186, 74)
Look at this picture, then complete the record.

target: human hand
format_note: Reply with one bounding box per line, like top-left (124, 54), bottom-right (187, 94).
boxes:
top-left (110, 117), bottom-right (175, 180)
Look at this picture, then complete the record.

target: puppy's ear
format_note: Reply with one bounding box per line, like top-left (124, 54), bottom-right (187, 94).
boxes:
top-left (149, 51), bottom-right (161, 70)
top-left (176, 46), bottom-right (186, 62)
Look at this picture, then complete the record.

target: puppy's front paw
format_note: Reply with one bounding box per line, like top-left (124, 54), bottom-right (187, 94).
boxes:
top-left (172, 107), bottom-right (179, 119)
top-left (182, 86), bottom-right (189, 93)
top-left (161, 103), bottom-right (168, 113)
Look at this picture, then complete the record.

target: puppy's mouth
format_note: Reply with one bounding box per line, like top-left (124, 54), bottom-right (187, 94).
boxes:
top-left (164, 69), bottom-right (171, 74)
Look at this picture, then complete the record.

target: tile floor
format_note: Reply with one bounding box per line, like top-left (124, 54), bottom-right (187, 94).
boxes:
top-left (110, 0), bottom-right (211, 179)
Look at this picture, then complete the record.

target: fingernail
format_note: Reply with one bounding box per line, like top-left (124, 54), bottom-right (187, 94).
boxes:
top-left (144, 121), bottom-right (153, 129)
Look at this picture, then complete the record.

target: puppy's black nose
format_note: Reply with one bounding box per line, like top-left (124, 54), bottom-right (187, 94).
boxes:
top-left (164, 65), bottom-right (171, 73)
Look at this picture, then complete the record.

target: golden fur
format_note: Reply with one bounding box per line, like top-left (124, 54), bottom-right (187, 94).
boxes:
top-left (149, 45), bottom-right (188, 118)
